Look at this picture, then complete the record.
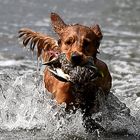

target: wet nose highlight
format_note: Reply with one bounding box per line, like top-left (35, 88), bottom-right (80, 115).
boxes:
top-left (71, 52), bottom-right (82, 65)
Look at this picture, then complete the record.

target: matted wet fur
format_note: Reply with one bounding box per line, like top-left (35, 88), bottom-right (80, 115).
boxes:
top-left (18, 28), bottom-right (60, 63)
top-left (18, 12), bottom-right (112, 133)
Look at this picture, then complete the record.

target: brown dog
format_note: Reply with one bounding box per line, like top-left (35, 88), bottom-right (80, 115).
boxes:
top-left (18, 13), bottom-right (112, 132)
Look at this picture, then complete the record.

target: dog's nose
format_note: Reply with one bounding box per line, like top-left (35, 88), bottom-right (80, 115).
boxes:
top-left (71, 52), bottom-right (82, 65)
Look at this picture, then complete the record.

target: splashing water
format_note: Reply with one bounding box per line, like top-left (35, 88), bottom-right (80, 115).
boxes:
top-left (0, 67), bottom-right (87, 139)
top-left (0, 0), bottom-right (140, 139)
top-left (0, 66), bottom-right (140, 139)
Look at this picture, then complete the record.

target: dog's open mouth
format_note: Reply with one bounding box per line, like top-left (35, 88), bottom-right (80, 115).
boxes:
top-left (43, 53), bottom-right (103, 83)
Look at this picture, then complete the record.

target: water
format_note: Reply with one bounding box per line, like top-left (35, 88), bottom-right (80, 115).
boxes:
top-left (0, 0), bottom-right (140, 139)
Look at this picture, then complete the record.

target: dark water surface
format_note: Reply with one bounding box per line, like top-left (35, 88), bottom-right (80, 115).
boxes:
top-left (0, 0), bottom-right (140, 139)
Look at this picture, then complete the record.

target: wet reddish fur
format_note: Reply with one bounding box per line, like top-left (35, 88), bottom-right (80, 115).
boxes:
top-left (19, 13), bottom-right (112, 108)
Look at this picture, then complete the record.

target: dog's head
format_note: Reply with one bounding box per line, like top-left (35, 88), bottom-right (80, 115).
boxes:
top-left (50, 13), bottom-right (103, 66)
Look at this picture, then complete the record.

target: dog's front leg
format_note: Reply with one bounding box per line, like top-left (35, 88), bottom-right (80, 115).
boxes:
top-left (81, 103), bottom-right (105, 134)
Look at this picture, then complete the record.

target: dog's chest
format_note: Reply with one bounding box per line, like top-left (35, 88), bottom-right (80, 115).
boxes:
top-left (58, 54), bottom-right (100, 104)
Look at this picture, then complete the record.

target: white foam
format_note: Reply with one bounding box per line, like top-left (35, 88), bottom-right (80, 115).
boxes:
top-left (0, 60), bottom-right (21, 67)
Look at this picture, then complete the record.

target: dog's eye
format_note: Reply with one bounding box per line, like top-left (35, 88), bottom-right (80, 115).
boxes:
top-left (65, 37), bottom-right (74, 45)
top-left (58, 39), bottom-right (61, 46)
top-left (83, 39), bottom-right (90, 49)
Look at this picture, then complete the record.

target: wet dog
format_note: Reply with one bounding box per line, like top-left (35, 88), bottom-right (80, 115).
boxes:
top-left (18, 13), bottom-right (112, 133)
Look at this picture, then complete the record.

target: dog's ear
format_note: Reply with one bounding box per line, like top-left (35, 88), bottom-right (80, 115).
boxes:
top-left (50, 13), bottom-right (67, 35)
top-left (18, 28), bottom-right (59, 62)
top-left (91, 24), bottom-right (103, 41)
